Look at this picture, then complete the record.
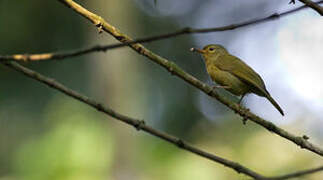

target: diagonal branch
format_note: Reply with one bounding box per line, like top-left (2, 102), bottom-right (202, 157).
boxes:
top-left (2, 61), bottom-right (265, 179)
top-left (0, 45), bottom-right (108, 62)
top-left (1, 0), bottom-right (323, 62)
top-left (4, 61), bottom-right (323, 180)
top-left (298, 0), bottom-right (323, 15)
top-left (267, 165), bottom-right (323, 180)
top-left (57, 0), bottom-right (323, 157)
top-left (3, 61), bottom-right (323, 180)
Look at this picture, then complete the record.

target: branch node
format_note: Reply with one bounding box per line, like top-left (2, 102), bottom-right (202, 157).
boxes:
top-left (296, 137), bottom-right (307, 148)
top-left (168, 62), bottom-right (176, 75)
top-left (269, 13), bottom-right (280, 19)
top-left (96, 22), bottom-right (103, 34)
top-left (134, 119), bottom-right (145, 131)
top-left (96, 103), bottom-right (104, 111)
top-left (182, 27), bottom-right (192, 33)
top-left (22, 54), bottom-right (30, 62)
top-left (169, 67), bottom-right (174, 75)
top-left (137, 46), bottom-right (145, 54)
top-left (240, 108), bottom-right (249, 125)
top-left (176, 139), bottom-right (185, 148)
top-left (265, 123), bottom-right (277, 132)
top-left (93, 45), bottom-right (104, 52)
top-left (228, 24), bottom-right (237, 30)
top-left (303, 135), bottom-right (310, 140)
top-left (13, 54), bottom-right (31, 62)
top-left (207, 87), bottom-right (214, 96)
top-left (116, 35), bottom-right (126, 41)
top-left (233, 164), bottom-right (243, 173)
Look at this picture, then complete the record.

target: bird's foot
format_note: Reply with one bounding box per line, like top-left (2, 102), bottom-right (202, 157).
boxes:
top-left (237, 105), bottom-right (250, 125)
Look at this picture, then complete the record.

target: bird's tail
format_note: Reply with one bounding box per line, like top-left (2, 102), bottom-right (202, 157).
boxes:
top-left (266, 95), bottom-right (284, 116)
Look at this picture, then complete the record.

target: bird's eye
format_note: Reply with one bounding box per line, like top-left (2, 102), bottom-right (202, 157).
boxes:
top-left (209, 48), bottom-right (215, 51)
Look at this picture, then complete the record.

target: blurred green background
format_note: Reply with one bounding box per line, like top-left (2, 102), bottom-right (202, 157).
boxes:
top-left (1, 0), bottom-right (323, 179)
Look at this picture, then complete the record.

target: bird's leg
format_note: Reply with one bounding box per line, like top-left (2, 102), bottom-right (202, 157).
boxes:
top-left (238, 94), bottom-right (246, 104)
top-left (237, 94), bottom-right (250, 125)
top-left (213, 85), bottom-right (230, 89)
top-left (208, 85), bottom-right (230, 95)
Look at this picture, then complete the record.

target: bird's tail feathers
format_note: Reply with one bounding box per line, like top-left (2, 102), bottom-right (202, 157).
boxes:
top-left (266, 95), bottom-right (284, 116)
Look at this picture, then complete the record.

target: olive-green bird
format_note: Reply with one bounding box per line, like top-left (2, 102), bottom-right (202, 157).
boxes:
top-left (191, 44), bottom-right (284, 116)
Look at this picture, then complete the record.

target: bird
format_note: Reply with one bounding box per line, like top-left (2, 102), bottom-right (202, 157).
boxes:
top-left (190, 44), bottom-right (284, 116)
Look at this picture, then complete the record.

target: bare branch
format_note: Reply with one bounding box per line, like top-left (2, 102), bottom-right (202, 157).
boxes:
top-left (1, 0), bottom-right (323, 62)
top-left (0, 45), bottom-right (108, 62)
top-left (298, 0), bottom-right (323, 15)
top-left (2, 61), bottom-right (265, 179)
top-left (4, 60), bottom-right (323, 180)
top-left (57, 0), bottom-right (323, 158)
top-left (267, 165), bottom-right (323, 180)
top-left (4, 61), bottom-right (323, 180)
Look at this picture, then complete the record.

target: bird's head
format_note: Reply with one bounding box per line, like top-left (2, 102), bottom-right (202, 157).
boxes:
top-left (190, 44), bottom-right (228, 60)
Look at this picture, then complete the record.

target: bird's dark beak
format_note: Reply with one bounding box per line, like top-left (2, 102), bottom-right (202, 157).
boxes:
top-left (190, 47), bottom-right (205, 54)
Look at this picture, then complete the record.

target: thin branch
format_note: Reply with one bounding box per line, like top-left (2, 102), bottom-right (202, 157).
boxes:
top-left (1, 0), bottom-right (323, 62)
top-left (3, 60), bottom-right (323, 180)
top-left (298, 0), bottom-right (323, 15)
top-left (57, 0), bottom-right (323, 158)
top-left (267, 165), bottom-right (323, 180)
top-left (2, 61), bottom-right (265, 180)
top-left (4, 61), bottom-right (323, 180)
top-left (0, 45), bottom-right (108, 62)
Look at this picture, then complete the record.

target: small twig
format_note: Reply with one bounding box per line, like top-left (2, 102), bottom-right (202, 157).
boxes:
top-left (0, 45), bottom-right (108, 62)
top-left (1, 0), bottom-right (323, 62)
top-left (265, 165), bottom-right (323, 180)
top-left (298, 0), bottom-right (323, 15)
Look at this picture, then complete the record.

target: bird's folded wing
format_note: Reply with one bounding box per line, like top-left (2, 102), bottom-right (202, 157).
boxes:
top-left (215, 55), bottom-right (269, 95)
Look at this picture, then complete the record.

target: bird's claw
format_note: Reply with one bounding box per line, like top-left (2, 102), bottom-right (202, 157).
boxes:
top-left (237, 105), bottom-right (250, 125)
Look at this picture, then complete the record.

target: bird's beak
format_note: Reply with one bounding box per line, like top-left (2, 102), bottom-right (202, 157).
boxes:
top-left (190, 47), bottom-right (205, 54)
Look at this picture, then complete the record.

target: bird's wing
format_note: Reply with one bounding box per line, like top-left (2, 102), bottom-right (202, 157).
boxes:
top-left (214, 54), bottom-right (268, 95)
top-left (215, 54), bottom-right (284, 116)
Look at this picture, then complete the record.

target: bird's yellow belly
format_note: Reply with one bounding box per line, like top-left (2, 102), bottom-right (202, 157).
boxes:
top-left (207, 67), bottom-right (249, 96)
